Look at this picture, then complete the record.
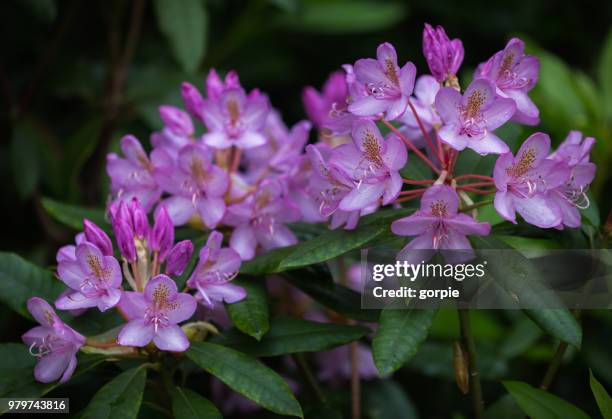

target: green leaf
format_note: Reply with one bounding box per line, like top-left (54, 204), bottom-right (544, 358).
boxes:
top-left (0, 252), bottom-right (64, 319)
top-left (503, 380), bottom-right (590, 419)
top-left (471, 236), bottom-right (582, 348)
top-left (62, 119), bottom-right (102, 200)
top-left (590, 369), bottom-right (612, 419)
top-left (373, 309), bottom-right (437, 375)
top-left (187, 342), bottom-right (302, 417)
top-left (364, 380), bottom-right (418, 419)
top-left (226, 279), bottom-right (270, 341)
top-left (599, 28), bottom-right (612, 118)
top-left (0, 343), bottom-right (105, 402)
top-left (171, 386), bottom-right (221, 419)
top-left (278, 1), bottom-right (407, 34)
top-left (10, 122), bottom-right (41, 200)
top-left (484, 394), bottom-right (525, 419)
top-left (241, 208), bottom-right (412, 275)
top-left (285, 270), bottom-right (379, 322)
top-left (81, 366), bottom-right (147, 419)
top-left (153, 0), bottom-right (208, 73)
top-left (213, 316), bottom-right (369, 357)
top-left (41, 197), bottom-right (107, 231)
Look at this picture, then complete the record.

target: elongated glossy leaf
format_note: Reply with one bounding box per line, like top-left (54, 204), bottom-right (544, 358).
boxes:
top-left (81, 366), bottom-right (147, 419)
top-left (0, 252), bottom-right (64, 318)
top-left (373, 308), bottom-right (437, 375)
top-left (599, 28), bottom-right (612, 118)
top-left (503, 381), bottom-right (590, 419)
top-left (41, 197), bottom-right (107, 231)
top-left (471, 236), bottom-right (582, 348)
top-left (187, 342), bottom-right (302, 417)
top-left (590, 369), bottom-right (612, 419)
top-left (0, 343), bottom-right (105, 402)
top-left (226, 279), bottom-right (270, 341)
top-left (153, 0), bottom-right (208, 73)
top-left (172, 386), bottom-right (221, 419)
top-left (483, 394), bottom-right (525, 419)
top-left (213, 316), bottom-right (369, 357)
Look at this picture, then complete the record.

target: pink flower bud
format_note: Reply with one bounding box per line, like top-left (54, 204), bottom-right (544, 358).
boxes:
top-left (83, 219), bottom-right (113, 256)
top-left (165, 240), bottom-right (194, 276)
top-left (129, 198), bottom-right (149, 239)
top-left (151, 205), bottom-right (174, 260)
top-left (159, 105), bottom-right (194, 136)
top-left (181, 82), bottom-right (205, 121)
top-left (423, 23), bottom-right (464, 82)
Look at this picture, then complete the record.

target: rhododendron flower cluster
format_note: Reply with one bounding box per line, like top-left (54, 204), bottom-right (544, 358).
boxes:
top-left (22, 22), bottom-right (596, 392)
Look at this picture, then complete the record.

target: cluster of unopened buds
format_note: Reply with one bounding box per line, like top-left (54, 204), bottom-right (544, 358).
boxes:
top-left (23, 23), bottom-right (596, 387)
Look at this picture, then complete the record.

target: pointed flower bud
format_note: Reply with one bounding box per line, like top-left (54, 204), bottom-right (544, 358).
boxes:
top-left (129, 198), bottom-right (149, 240)
top-left (159, 105), bottom-right (194, 137)
top-left (165, 240), bottom-right (194, 276)
top-left (83, 219), bottom-right (113, 256)
top-left (181, 82), bottom-right (205, 122)
top-left (151, 205), bottom-right (174, 260)
top-left (423, 23), bottom-right (464, 82)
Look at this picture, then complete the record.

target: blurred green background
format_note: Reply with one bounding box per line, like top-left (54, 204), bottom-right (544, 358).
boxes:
top-left (1, 0), bottom-right (611, 417)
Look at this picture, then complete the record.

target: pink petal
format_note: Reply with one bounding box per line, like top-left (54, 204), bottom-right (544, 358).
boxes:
top-left (118, 291), bottom-right (147, 320)
top-left (34, 351), bottom-right (73, 383)
top-left (55, 291), bottom-right (98, 311)
top-left (339, 182), bottom-right (385, 212)
top-left (434, 87), bottom-right (461, 122)
top-left (381, 136), bottom-right (407, 170)
top-left (59, 355), bottom-right (78, 383)
top-left (468, 132), bottom-right (509, 155)
top-left (27, 297), bottom-right (59, 327)
top-left (483, 98), bottom-right (516, 130)
top-left (202, 283), bottom-right (247, 304)
top-left (57, 260), bottom-right (86, 290)
top-left (120, 135), bottom-right (148, 167)
top-left (348, 96), bottom-right (390, 117)
top-left (145, 275), bottom-right (178, 302)
top-left (166, 293), bottom-right (197, 323)
top-left (438, 124), bottom-right (468, 151)
top-left (494, 191), bottom-right (517, 223)
top-left (514, 193), bottom-right (562, 228)
top-left (446, 214), bottom-right (491, 236)
top-left (153, 325), bottom-right (189, 352)
top-left (462, 79), bottom-right (495, 109)
top-left (385, 96), bottom-right (409, 120)
top-left (230, 224), bottom-right (257, 260)
top-left (196, 197), bottom-right (226, 228)
top-left (162, 196), bottom-right (195, 226)
top-left (235, 131), bottom-right (267, 149)
top-left (398, 62), bottom-right (417, 96)
top-left (203, 132), bottom-right (232, 149)
top-left (421, 184), bottom-right (459, 214)
top-left (382, 171), bottom-right (403, 204)
top-left (118, 319), bottom-right (155, 347)
top-left (391, 212), bottom-right (436, 236)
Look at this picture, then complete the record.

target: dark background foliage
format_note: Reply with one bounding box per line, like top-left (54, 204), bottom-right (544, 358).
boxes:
top-left (1, 0), bottom-right (611, 417)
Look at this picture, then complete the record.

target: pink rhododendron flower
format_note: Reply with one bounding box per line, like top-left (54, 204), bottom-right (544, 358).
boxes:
top-left (435, 79), bottom-right (516, 155)
top-left (348, 43), bottom-right (416, 120)
top-left (155, 144), bottom-right (228, 227)
top-left (493, 133), bottom-right (570, 228)
top-left (329, 119), bottom-right (407, 211)
top-left (225, 179), bottom-right (300, 260)
top-left (477, 38), bottom-right (540, 125)
top-left (55, 241), bottom-right (122, 312)
top-left (106, 135), bottom-right (163, 211)
top-left (392, 185), bottom-right (491, 262)
top-left (22, 297), bottom-right (85, 383)
top-left (398, 75), bottom-right (441, 147)
top-left (302, 70), bottom-right (348, 128)
top-left (548, 131), bottom-right (596, 228)
top-left (187, 231), bottom-right (245, 308)
top-left (201, 86), bottom-right (269, 149)
top-left (422, 23), bottom-right (464, 82)
top-left (118, 275), bottom-right (196, 352)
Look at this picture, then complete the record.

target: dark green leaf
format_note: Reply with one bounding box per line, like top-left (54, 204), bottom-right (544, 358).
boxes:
top-left (187, 342), bottom-right (302, 417)
top-left (226, 279), bottom-right (270, 341)
top-left (171, 386), bottom-right (221, 419)
top-left (471, 236), bottom-right (582, 348)
top-left (213, 316), bottom-right (369, 357)
top-left (278, 1), bottom-right (407, 34)
top-left (153, 0), bottom-right (208, 73)
top-left (62, 119), bottom-right (102, 200)
top-left (590, 369), bottom-right (612, 419)
top-left (0, 252), bottom-right (64, 318)
top-left (81, 366), bottom-right (147, 419)
top-left (484, 394), bottom-right (525, 419)
top-left (364, 380), bottom-right (418, 419)
top-left (41, 197), bottom-right (107, 231)
top-left (285, 271), bottom-right (379, 322)
top-left (373, 309), bottom-right (437, 375)
top-left (503, 380), bottom-right (590, 419)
